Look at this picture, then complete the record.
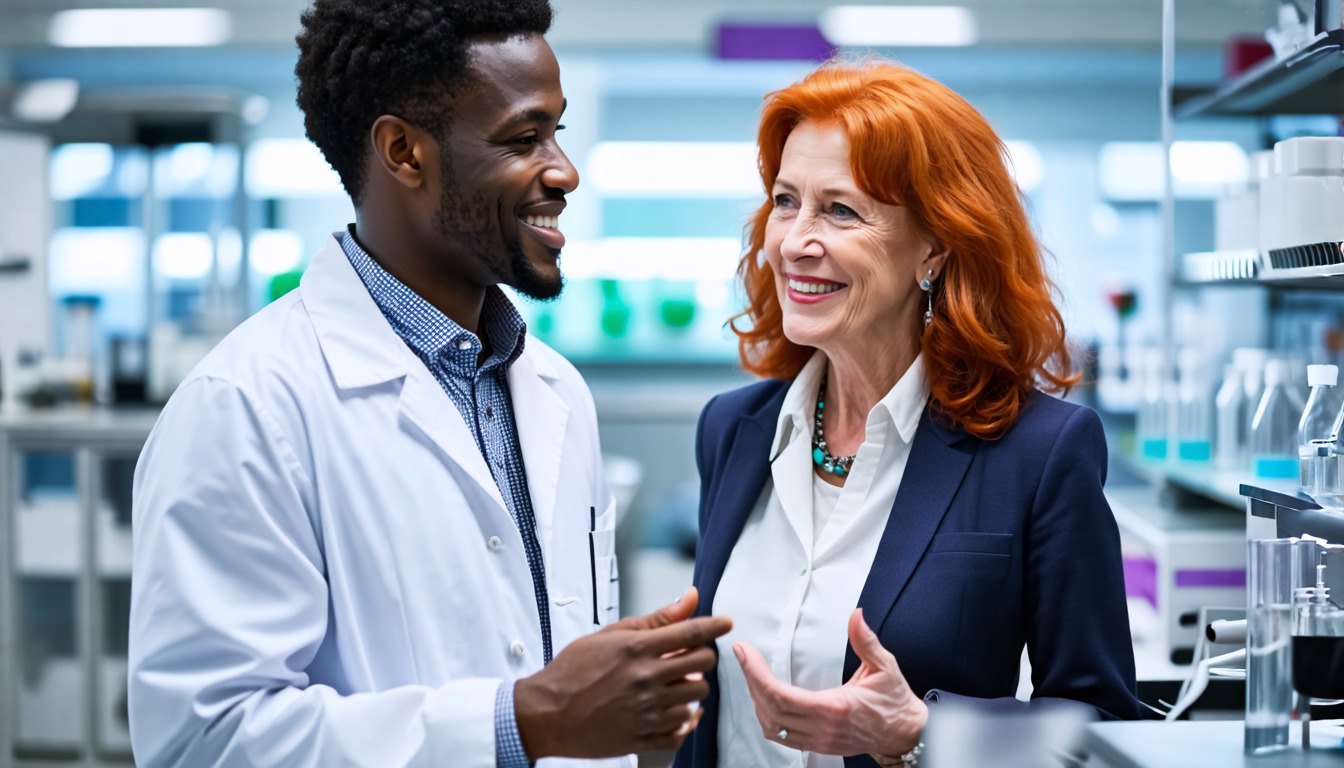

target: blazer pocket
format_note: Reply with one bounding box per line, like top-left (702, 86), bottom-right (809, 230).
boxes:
top-left (928, 531), bottom-right (1013, 557)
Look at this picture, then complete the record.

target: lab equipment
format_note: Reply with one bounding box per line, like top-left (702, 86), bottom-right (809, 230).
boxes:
top-left (1173, 348), bottom-right (1212, 461)
top-left (1298, 364), bottom-right (1341, 496)
top-left (1291, 561), bottom-right (1344, 701)
top-left (1250, 358), bottom-right (1304, 479)
top-left (1214, 363), bottom-right (1244, 470)
top-left (1260, 136), bottom-right (1344, 272)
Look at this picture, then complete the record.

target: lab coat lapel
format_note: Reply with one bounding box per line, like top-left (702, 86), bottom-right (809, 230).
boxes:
top-left (396, 363), bottom-right (509, 514)
top-left (301, 234), bottom-right (508, 515)
top-left (506, 347), bottom-right (568, 560)
top-left (844, 409), bottom-right (976, 680)
top-left (695, 389), bottom-right (785, 614)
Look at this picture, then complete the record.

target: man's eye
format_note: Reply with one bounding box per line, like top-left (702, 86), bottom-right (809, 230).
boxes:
top-left (515, 135), bottom-right (537, 146)
top-left (556, 124), bottom-right (566, 131)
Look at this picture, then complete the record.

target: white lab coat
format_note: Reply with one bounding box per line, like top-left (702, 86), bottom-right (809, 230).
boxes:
top-left (129, 235), bottom-right (630, 768)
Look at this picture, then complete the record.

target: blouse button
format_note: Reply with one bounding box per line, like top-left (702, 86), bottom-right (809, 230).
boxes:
top-left (488, 536), bottom-right (503, 551)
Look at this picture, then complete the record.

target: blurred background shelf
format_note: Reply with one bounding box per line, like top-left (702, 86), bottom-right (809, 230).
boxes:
top-left (1176, 29), bottom-right (1344, 117)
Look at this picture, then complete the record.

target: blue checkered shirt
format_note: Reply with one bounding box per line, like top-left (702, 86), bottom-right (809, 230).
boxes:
top-left (340, 228), bottom-right (548, 768)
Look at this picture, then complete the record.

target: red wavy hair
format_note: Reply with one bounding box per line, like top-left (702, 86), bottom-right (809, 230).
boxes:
top-left (732, 61), bottom-right (1078, 439)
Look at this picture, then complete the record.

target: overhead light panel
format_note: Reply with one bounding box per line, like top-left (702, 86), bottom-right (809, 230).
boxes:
top-left (819, 6), bottom-right (977, 47)
top-left (588, 142), bottom-right (760, 197)
top-left (12, 79), bottom-right (79, 123)
top-left (49, 8), bottom-right (232, 48)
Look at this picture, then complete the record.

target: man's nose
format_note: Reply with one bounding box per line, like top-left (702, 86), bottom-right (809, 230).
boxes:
top-left (543, 145), bottom-right (580, 194)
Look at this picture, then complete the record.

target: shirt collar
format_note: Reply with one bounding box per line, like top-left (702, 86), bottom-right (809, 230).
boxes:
top-left (338, 227), bottom-right (527, 376)
top-left (770, 350), bottom-right (929, 461)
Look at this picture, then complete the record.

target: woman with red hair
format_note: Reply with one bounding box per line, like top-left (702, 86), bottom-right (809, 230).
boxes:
top-left (674, 62), bottom-right (1150, 768)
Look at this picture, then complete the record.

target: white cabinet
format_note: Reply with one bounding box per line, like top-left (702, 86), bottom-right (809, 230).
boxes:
top-left (1, 408), bottom-right (156, 767)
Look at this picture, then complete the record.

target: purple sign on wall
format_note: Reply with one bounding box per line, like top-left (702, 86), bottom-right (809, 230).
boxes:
top-left (716, 24), bottom-right (834, 62)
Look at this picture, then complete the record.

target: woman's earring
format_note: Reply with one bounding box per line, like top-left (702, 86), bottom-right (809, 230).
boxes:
top-left (921, 269), bottom-right (934, 328)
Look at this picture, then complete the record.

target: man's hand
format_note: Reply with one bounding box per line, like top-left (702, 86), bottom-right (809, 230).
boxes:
top-left (514, 587), bottom-right (732, 759)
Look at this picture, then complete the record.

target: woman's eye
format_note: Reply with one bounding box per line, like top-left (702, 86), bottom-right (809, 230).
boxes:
top-left (831, 203), bottom-right (856, 218)
top-left (773, 194), bottom-right (794, 208)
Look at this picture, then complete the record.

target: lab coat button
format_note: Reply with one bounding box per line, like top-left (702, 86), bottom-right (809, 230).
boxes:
top-left (488, 536), bottom-right (503, 551)
top-left (509, 640), bottom-right (526, 658)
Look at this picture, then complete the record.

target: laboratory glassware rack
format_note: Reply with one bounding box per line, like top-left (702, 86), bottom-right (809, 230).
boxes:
top-left (0, 408), bottom-right (157, 767)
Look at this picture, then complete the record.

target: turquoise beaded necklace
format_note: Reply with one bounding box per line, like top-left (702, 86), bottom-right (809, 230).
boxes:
top-left (812, 368), bottom-right (855, 477)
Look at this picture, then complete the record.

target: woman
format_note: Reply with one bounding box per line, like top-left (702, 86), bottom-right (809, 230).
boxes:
top-left (674, 62), bottom-right (1149, 768)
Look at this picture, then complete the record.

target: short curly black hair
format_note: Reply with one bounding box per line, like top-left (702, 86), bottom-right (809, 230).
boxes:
top-left (295, 0), bottom-right (553, 205)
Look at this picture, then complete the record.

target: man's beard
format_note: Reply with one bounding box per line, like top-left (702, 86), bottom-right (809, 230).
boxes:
top-left (432, 168), bottom-right (565, 302)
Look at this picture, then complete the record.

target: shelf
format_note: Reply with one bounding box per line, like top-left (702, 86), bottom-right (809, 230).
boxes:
top-left (1176, 259), bottom-right (1344, 291)
top-left (1176, 29), bottom-right (1344, 117)
top-left (1114, 450), bottom-right (1249, 511)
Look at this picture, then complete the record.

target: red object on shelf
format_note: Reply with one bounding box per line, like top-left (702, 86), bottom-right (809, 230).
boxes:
top-left (1224, 35), bottom-right (1275, 79)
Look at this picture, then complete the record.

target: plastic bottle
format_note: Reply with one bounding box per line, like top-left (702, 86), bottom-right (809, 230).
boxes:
top-left (1173, 348), bottom-right (1212, 461)
top-left (1251, 358), bottom-right (1306, 479)
top-left (1299, 364), bottom-right (1341, 495)
top-left (1214, 363), bottom-right (1244, 470)
top-left (1238, 348), bottom-right (1269, 471)
top-left (1136, 349), bottom-right (1169, 460)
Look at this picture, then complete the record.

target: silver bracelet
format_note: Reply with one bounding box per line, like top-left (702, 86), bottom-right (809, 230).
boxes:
top-left (900, 740), bottom-right (924, 766)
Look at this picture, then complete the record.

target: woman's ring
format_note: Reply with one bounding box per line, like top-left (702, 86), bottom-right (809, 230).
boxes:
top-left (777, 728), bottom-right (788, 741)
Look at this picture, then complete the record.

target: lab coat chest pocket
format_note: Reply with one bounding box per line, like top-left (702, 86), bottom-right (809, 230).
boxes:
top-left (589, 501), bottom-right (619, 626)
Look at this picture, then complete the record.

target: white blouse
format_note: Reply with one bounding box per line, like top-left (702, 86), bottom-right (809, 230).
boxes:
top-left (714, 351), bottom-right (929, 768)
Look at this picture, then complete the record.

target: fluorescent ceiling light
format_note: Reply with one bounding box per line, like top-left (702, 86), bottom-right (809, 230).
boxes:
top-left (12, 79), bottom-right (79, 123)
top-left (50, 228), bottom-right (144, 290)
top-left (589, 142), bottom-right (760, 197)
top-left (153, 232), bottom-right (214, 280)
top-left (1003, 140), bottom-right (1044, 193)
top-left (49, 8), bottom-right (232, 48)
top-left (50, 143), bottom-right (115, 200)
top-left (819, 6), bottom-right (977, 47)
top-left (561, 238), bottom-right (742, 281)
top-left (1098, 141), bottom-right (1249, 201)
top-left (250, 230), bottom-right (305, 276)
top-left (245, 139), bottom-right (344, 197)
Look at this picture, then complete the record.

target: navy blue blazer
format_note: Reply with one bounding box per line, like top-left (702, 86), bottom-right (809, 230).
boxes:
top-left (673, 380), bottom-right (1149, 768)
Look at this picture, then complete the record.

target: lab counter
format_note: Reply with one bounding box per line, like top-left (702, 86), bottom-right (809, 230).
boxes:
top-left (1085, 721), bottom-right (1344, 767)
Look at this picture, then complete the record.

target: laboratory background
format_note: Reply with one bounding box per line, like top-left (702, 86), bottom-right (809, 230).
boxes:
top-left (2, 0), bottom-right (1344, 765)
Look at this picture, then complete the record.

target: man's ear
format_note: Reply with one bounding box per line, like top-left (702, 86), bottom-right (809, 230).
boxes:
top-left (369, 115), bottom-right (427, 189)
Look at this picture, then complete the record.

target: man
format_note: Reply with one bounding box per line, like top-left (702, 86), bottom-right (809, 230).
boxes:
top-left (126, 1), bottom-right (730, 766)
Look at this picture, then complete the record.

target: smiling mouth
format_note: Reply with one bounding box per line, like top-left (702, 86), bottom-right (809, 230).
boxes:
top-left (787, 278), bottom-right (846, 295)
top-left (519, 213), bottom-right (565, 250)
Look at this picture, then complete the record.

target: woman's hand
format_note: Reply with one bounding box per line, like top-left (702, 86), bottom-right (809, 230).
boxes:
top-left (734, 608), bottom-right (927, 761)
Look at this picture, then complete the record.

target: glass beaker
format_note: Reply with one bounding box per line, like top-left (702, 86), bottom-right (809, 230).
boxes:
top-left (1245, 538), bottom-right (1307, 755)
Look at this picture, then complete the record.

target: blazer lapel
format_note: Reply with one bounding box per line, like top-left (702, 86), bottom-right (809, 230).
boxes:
top-left (845, 409), bottom-right (976, 679)
top-left (694, 392), bottom-right (785, 615)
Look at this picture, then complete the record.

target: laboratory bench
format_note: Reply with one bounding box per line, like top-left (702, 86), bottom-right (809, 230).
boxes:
top-left (1085, 720), bottom-right (1344, 767)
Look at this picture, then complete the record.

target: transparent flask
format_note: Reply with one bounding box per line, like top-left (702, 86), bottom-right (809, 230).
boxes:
top-left (1174, 348), bottom-right (1212, 461)
top-left (1251, 358), bottom-right (1305, 480)
top-left (1298, 364), bottom-right (1341, 496)
top-left (1215, 363), bottom-right (1244, 470)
